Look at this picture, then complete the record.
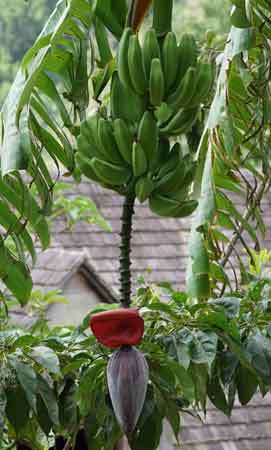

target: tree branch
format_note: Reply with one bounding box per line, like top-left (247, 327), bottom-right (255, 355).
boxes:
top-left (221, 180), bottom-right (268, 268)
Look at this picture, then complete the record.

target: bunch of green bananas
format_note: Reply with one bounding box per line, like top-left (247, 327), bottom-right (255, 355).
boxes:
top-left (76, 114), bottom-right (132, 191)
top-left (147, 141), bottom-right (198, 218)
top-left (75, 25), bottom-right (214, 219)
top-left (117, 28), bottom-right (213, 137)
top-left (134, 139), bottom-right (198, 216)
top-left (76, 109), bottom-right (158, 194)
top-left (76, 112), bottom-right (197, 218)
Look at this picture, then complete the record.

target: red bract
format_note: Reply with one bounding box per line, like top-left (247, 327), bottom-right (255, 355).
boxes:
top-left (90, 308), bottom-right (144, 349)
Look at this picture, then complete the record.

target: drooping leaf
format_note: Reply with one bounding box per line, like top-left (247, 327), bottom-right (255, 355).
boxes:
top-left (59, 378), bottom-right (78, 429)
top-left (246, 333), bottom-right (271, 385)
top-left (37, 374), bottom-right (59, 426)
top-left (207, 374), bottom-right (229, 415)
top-left (11, 360), bottom-right (37, 412)
top-left (37, 394), bottom-right (53, 435)
top-left (5, 384), bottom-right (30, 432)
top-left (237, 365), bottom-right (258, 405)
top-left (189, 363), bottom-right (208, 413)
top-left (131, 406), bottom-right (163, 450)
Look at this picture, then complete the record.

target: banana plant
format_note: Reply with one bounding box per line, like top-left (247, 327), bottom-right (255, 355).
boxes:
top-left (0, 0), bottom-right (212, 307)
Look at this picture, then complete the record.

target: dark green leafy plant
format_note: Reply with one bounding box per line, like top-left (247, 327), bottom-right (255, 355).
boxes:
top-left (2, 260), bottom-right (271, 449)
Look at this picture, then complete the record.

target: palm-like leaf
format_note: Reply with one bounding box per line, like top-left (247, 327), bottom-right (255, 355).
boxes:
top-left (0, 0), bottom-right (95, 303)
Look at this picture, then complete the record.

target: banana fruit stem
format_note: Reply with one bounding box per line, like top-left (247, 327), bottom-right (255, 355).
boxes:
top-left (119, 193), bottom-right (135, 307)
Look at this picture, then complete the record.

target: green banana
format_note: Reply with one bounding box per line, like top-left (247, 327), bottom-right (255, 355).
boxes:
top-left (132, 142), bottom-right (148, 177)
top-left (136, 175), bottom-right (155, 203)
top-left (162, 32), bottom-right (179, 92)
top-left (98, 118), bottom-right (124, 165)
top-left (149, 194), bottom-right (198, 218)
top-left (118, 27), bottom-right (133, 90)
top-left (155, 102), bottom-right (173, 126)
top-left (142, 29), bottom-right (160, 80)
top-left (189, 63), bottom-right (213, 107)
top-left (168, 187), bottom-right (190, 202)
top-left (75, 153), bottom-right (100, 182)
top-left (154, 159), bottom-right (186, 194)
top-left (91, 157), bottom-right (131, 186)
top-left (153, 137), bottom-right (171, 172)
top-left (138, 111), bottom-right (158, 169)
top-left (80, 115), bottom-right (99, 147)
top-left (110, 72), bottom-right (146, 124)
top-left (157, 142), bottom-right (181, 178)
top-left (128, 35), bottom-right (148, 96)
top-left (167, 67), bottom-right (197, 111)
top-left (113, 119), bottom-right (134, 165)
top-left (160, 107), bottom-right (199, 136)
top-left (78, 116), bottom-right (103, 160)
top-left (182, 160), bottom-right (197, 187)
top-left (77, 134), bottom-right (100, 160)
top-left (150, 58), bottom-right (165, 107)
top-left (176, 33), bottom-right (198, 85)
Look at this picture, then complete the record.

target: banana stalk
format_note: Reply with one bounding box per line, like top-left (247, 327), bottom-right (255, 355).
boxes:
top-left (119, 193), bottom-right (135, 307)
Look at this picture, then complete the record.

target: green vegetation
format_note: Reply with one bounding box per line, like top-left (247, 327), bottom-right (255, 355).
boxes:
top-left (173, 0), bottom-right (231, 38)
top-left (1, 0), bottom-right (271, 449)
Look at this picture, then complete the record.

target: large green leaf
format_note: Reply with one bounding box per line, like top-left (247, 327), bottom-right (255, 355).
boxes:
top-left (187, 148), bottom-right (215, 298)
top-left (189, 363), bottom-right (208, 412)
top-left (207, 373), bottom-right (229, 415)
top-left (37, 395), bottom-right (53, 435)
top-left (94, 0), bottom-right (127, 38)
top-left (237, 365), bottom-right (258, 405)
top-left (5, 384), bottom-right (30, 432)
top-left (59, 378), bottom-right (78, 429)
top-left (0, 0), bottom-right (96, 303)
top-left (247, 333), bottom-right (271, 385)
top-left (37, 374), bottom-right (59, 426)
top-left (207, 27), bottom-right (256, 129)
top-left (131, 406), bottom-right (163, 450)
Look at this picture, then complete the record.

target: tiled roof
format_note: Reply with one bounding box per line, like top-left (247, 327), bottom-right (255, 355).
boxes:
top-left (32, 247), bottom-right (117, 301)
top-left (43, 179), bottom-right (192, 293)
top-left (179, 394), bottom-right (271, 450)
